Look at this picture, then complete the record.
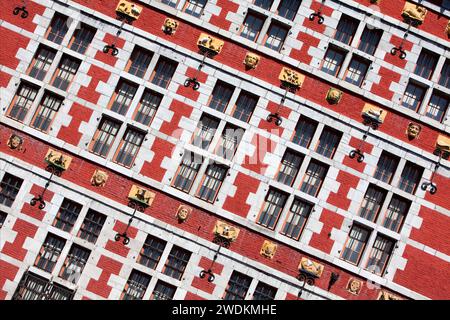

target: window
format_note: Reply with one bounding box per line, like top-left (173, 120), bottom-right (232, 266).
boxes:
top-left (114, 128), bottom-right (145, 168)
top-left (398, 162), bottom-right (423, 194)
top-left (59, 245), bottom-right (90, 284)
top-left (134, 90), bottom-right (162, 126)
top-left (163, 246), bottom-right (191, 280)
top-left (152, 281), bottom-right (176, 300)
top-left (276, 149), bottom-right (304, 186)
top-left (334, 15), bottom-right (359, 45)
top-left (383, 196), bottom-right (410, 232)
top-left (341, 225), bottom-right (370, 265)
top-left (77, 210), bottom-right (106, 244)
top-left (161, 0), bottom-right (178, 7)
top-left (374, 152), bottom-right (399, 184)
top-left (414, 49), bottom-right (439, 80)
top-left (138, 235), bottom-right (166, 270)
top-left (192, 114), bottom-right (220, 150)
top-left (69, 23), bottom-right (96, 54)
top-left (196, 163), bottom-right (228, 203)
top-left (172, 153), bottom-right (202, 192)
top-left (127, 47), bottom-right (153, 78)
top-left (90, 117), bottom-right (121, 157)
top-left (315, 127), bottom-right (342, 158)
top-left (292, 116), bottom-right (318, 148)
top-left (300, 160), bottom-right (328, 196)
top-left (281, 198), bottom-right (312, 240)
top-left (151, 57), bottom-right (177, 88)
top-left (277, 0), bottom-right (301, 21)
top-left (257, 188), bottom-right (288, 229)
top-left (254, 0), bottom-right (273, 10)
top-left (46, 14), bottom-right (69, 44)
top-left (321, 46), bottom-right (346, 76)
top-left (253, 282), bottom-right (277, 300)
top-left (224, 271), bottom-right (252, 300)
top-left (264, 22), bottom-right (289, 52)
top-left (232, 91), bottom-right (258, 123)
top-left (402, 82), bottom-right (426, 111)
top-left (7, 82), bottom-right (39, 122)
top-left (366, 235), bottom-right (395, 275)
top-left (53, 199), bottom-right (82, 232)
top-left (35, 234), bottom-right (66, 273)
top-left (30, 93), bottom-right (63, 132)
top-left (109, 80), bottom-right (138, 116)
top-left (183, 0), bottom-right (207, 18)
top-left (209, 81), bottom-right (234, 112)
top-left (439, 59), bottom-right (450, 89)
top-left (121, 270), bottom-right (151, 300)
top-left (358, 27), bottom-right (382, 55)
top-left (27, 46), bottom-right (56, 80)
top-left (358, 186), bottom-right (386, 222)
top-left (216, 124), bottom-right (243, 160)
top-left (51, 55), bottom-right (81, 91)
top-left (13, 272), bottom-right (74, 300)
top-left (425, 91), bottom-right (449, 122)
top-left (345, 56), bottom-right (370, 87)
top-left (240, 12), bottom-right (265, 42)
top-left (0, 173), bottom-right (24, 207)
top-left (0, 211), bottom-right (6, 228)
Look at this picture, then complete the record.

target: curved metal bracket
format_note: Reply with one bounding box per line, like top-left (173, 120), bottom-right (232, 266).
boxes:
top-left (297, 271), bottom-right (317, 298)
top-left (13, 5), bottom-right (29, 18)
top-left (114, 199), bottom-right (147, 246)
top-left (30, 165), bottom-right (63, 210)
top-left (309, 0), bottom-right (325, 24)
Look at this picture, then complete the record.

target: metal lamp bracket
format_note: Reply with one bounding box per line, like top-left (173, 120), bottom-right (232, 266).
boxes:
top-left (198, 235), bottom-right (231, 283)
top-left (391, 19), bottom-right (419, 60)
top-left (349, 115), bottom-right (382, 163)
top-left (30, 163), bottom-right (65, 210)
top-left (13, 1), bottom-right (29, 19)
top-left (309, 0), bottom-right (326, 24)
top-left (266, 82), bottom-right (299, 127)
top-left (184, 47), bottom-right (217, 91)
top-left (421, 148), bottom-right (448, 195)
top-left (115, 199), bottom-right (148, 245)
top-left (297, 270), bottom-right (318, 298)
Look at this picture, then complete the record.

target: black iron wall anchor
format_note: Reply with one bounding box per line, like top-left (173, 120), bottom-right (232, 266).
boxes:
top-left (103, 20), bottom-right (126, 57)
top-left (267, 83), bottom-right (298, 127)
top-left (327, 272), bottom-right (340, 291)
top-left (421, 148), bottom-right (449, 195)
top-left (297, 270), bottom-right (318, 298)
top-left (115, 199), bottom-right (148, 245)
top-left (184, 48), bottom-right (217, 91)
top-left (349, 113), bottom-right (382, 163)
top-left (199, 235), bottom-right (231, 283)
top-left (30, 161), bottom-right (65, 210)
top-left (309, 0), bottom-right (326, 24)
top-left (390, 19), bottom-right (419, 60)
top-left (13, 1), bottom-right (29, 19)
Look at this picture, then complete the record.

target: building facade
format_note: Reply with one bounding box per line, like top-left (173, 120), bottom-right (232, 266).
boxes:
top-left (0, 0), bottom-right (449, 300)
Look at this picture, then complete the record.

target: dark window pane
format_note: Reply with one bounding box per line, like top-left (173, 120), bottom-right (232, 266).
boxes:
top-left (163, 246), bottom-right (191, 280)
top-left (315, 127), bottom-right (342, 158)
top-left (173, 153), bottom-right (203, 193)
top-left (122, 270), bottom-right (151, 300)
top-left (276, 149), bottom-right (303, 186)
top-left (398, 162), bottom-right (423, 194)
top-left (257, 188), bottom-right (288, 229)
top-left (300, 160), bottom-right (328, 196)
top-left (0, 173), bottom-right (23, 207)
top-left (277, 0), bottom-right (301, 20)
top-left (53, 199), bottom-right (82, 232)
top-left (35, 234), bottom-right (66, 273)
top-left (46, 14), bottom-right (69, 44)
top-left (152, 281), bottom-right (176, 300)
top-left (253, 282), bottom-right (277, 300)
top-left (138, 235), bottom-right (166, 269)
top-left (233, 92), bottom-right (258, 122)
top-left (59, 245), bottom-right (90, 284)
top-left (374, 152), bottom-right (399, 184)
top-left (358, 185), bottom-right (386, 222)
top-left (292, 117), bottom-right (318, 148)
top-left (383, 196), bottom-right (410, 232)
top-left (341, 225), bottom-right (370, 265)
top-left (70, 24), bottom-right (96, 54)
top-left (78, 210), bottom-right (106, 244)
top-left (281, 198), bottom-right (312, 240)
top-left (358, 27), bottom-right (382, 55)
top-left (414, 50), bottom-right (439, 80)
top-left (334, 15), bottom-right (359, 45)
top-left (224, 271), bottom-right (252, 300)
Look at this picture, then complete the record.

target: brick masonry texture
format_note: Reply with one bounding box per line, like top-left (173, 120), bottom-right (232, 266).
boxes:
top-left (0, 0), bottom-right (449, 301)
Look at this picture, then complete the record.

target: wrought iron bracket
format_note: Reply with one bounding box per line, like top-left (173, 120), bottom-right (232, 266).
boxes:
top-left (115, 199), bottom-right (148, 245)
top-left (13, 1), bottom-right (28, 18)
top-left (390, 19), bottom-right (419, 60)
top-left (328, 272), bottom-right (340, 291)
top-left (103, 18), bottom-right (128, 57)
top-left (420, 148), bottom-right (448, 195)
top-left (30, 164), bottom-right (64, 210)
top-left (184, 48), bottom-right (217, 91)
top-left (199, 235), bottom-right (231, 283)
top-left (349, 115), bottom-right (382, 163)
top-left (266, 83), bottom-right (298, 127)
top-left (297, 271), bottom-right (318, 298)
top-left (309, 0), bottom-right (325, 24)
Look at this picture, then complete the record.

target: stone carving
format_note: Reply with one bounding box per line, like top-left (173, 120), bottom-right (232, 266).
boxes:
top-left (176, 205), bottom-right (192, 222)
top-left (326, 88), bottom-right (343, 104)
top-left (7, 134), bottom-right (23, 150)
top-left (116, 0), bottom-right (142, 20)
top-left (197, 33), bottom-right (224, 54)
top-left (347, 278), bottom-right (362, 295)
top-left (45, 149), bottom-right (72, 171)
top-left (90, 170), bottom-right (108, 187)
top-left (361, 104), bottom-right (386, 124)
top-left (406, 122), bottom-right (421, 140)
top-left (162, 18), bottom-right (179, 35)
top-left (378, 290), bottom-right (402, 300)
top-left (213, 220), bottom-right (239, 242)
top-left (243, 52), bottom-right (260, 70)
top-left (278, 67), bottom-right (304, 88)
top-left (298, 257), bottom-right (324, 278)
top-left (402, 2), bottom-right (427, 25)
top-left (260, 240), bottom-right (277, 259)
top-left (128, 185), bottom-right (155, 207)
